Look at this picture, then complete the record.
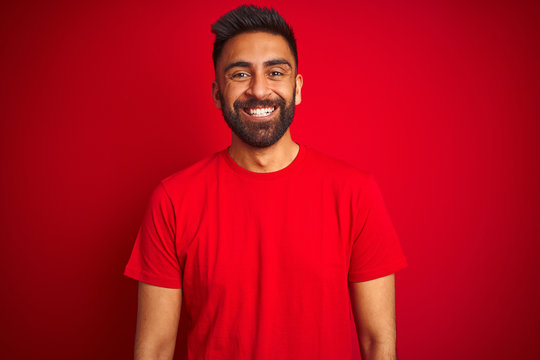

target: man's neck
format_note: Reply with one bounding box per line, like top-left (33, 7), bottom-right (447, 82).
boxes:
top-left (228, 131), bottom-right (300, 173)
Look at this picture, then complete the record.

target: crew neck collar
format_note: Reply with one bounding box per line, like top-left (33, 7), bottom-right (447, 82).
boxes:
top-left (221, 144), bottom-right (306, 180)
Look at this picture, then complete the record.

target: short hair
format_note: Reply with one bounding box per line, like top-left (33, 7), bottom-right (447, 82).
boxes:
top-left (211, 5), bottom-right (298, 71)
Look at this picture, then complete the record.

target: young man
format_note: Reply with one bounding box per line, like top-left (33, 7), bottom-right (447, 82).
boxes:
top-left (125, 5), bottom-right (407, 360)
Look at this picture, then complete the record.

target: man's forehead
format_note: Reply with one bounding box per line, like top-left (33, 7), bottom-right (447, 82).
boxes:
top-left (219, 32), bottom-right (295, 69)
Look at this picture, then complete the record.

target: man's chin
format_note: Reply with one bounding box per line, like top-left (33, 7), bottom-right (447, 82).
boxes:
top-left (222, 103), bottom-right (294, 148)
top-left (235, 128), bottom-right (284, 148)
top-left (241, 118), bottom-right (275, 131)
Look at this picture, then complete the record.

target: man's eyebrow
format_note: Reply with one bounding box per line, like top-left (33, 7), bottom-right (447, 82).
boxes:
top-left (224, 61), bottom-right (251, 73)
top-left (264, 59), bottom-right (292, 68)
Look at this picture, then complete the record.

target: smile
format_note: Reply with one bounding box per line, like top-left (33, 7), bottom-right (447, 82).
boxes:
top-left (244, 106), bottom-right (276, 117)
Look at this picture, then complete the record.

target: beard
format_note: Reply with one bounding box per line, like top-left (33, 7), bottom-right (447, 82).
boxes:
top-left (219, 90), bottom-right (296, 148)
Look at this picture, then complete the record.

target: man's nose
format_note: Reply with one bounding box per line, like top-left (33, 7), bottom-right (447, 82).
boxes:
top-left (246, 73), bottom-right (271, 99)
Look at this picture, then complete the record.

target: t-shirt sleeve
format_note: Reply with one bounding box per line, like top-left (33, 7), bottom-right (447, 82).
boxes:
top-left (348, 175), bottom-right (407, 282)
top-left (124, 183), bottom-right (182, 288)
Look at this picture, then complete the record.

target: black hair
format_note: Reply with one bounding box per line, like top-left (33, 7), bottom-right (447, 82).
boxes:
top-left (211, 5), bottom-right (298, 71)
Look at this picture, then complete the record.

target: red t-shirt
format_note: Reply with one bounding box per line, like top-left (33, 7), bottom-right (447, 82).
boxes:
top-left (125, 144), bottom-right (407, 359)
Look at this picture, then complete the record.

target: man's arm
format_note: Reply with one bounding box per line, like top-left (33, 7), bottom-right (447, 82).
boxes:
top-left (134, 282), bottom-right (182, 360)
top-left (348, 274), bottom-right (397, 360)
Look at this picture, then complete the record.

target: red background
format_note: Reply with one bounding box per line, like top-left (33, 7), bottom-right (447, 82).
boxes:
top-left (1, 0), bottom-right (539, 359)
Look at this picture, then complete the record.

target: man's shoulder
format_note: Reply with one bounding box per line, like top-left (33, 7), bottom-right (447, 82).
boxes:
top-left (160, 149), bottom-right (225, 192)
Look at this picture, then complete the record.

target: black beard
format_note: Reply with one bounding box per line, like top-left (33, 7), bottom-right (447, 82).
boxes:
top-left (219, 91), bottom-right (295, 148)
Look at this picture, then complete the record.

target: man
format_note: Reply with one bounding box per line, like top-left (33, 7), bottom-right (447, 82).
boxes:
top-left (125, 5), bottom-right (407, 360)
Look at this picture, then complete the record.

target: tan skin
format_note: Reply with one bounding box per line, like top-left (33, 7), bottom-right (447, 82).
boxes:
top-left (349, 274), bottom-right (398, 360)
top-left (134, 32), bottom-right (398, 360)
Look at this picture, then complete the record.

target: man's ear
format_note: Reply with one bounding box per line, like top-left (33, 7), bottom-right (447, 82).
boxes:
top-left (212, 81), bottom-right (222, 109)
top-left (295, 74), bottom-right (303, 105)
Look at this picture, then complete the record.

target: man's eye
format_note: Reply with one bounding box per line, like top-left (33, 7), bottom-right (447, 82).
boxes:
top-left (269, 71), bottom-right (283, 77)
top-left (232, 72), bottom-right (249, 78)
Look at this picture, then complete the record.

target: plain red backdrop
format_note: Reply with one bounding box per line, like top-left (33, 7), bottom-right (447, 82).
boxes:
top-left (1, 0), bottom-right (539, 359)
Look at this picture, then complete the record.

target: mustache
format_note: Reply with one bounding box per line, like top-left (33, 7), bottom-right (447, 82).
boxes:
top-left (233, 98), bottom-right (285, 110)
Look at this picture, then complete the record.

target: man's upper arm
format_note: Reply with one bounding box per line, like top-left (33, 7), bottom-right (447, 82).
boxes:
top-left (135, 282), bottom-right (182, 360)
top-left (349, 274), bottom-right (396, 357)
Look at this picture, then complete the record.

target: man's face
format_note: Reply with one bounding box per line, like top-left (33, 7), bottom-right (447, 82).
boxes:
top-left (212, 32), bottom-right (303, 148)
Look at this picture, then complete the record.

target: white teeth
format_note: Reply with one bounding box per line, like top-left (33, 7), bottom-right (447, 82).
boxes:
top-left (247, 107), bottom-right (275, 117)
